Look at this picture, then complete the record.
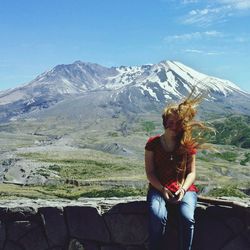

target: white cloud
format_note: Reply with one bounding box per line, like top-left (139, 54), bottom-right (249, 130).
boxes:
top-left (181, 0), bottom-right (199, 4)
top-left (218, 0), bottom-right (250, 10)
top-left (184, 49), bottom-right (223, 55)
top-left (182, 0), bottom-right (250, 26)
top-left (164, 30), bottom-right (223, 41)
top-left (183, 5), bottom-right (232, 26)
top-left (185, 49), bottom-right (203, 53)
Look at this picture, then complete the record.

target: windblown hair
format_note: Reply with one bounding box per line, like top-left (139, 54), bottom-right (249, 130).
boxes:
top-left (162, 89), bottom-right (213, 184)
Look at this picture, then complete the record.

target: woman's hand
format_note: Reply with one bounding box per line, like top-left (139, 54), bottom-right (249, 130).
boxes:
top-left (174, 187), bottom-right (186, 202)
top-left (161, 187), bottom-right (175, 200)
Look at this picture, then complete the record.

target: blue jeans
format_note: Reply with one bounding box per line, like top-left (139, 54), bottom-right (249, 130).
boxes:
top-left (147, 187), bottom-right (197, 250)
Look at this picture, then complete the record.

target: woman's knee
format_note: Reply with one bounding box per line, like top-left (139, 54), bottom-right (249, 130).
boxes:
top-left (149, 199), bottom-right (167, 220)
top-left (179, 192), bottom-right (197, 224)
top-left (179, 208), bottom-right (195, 224)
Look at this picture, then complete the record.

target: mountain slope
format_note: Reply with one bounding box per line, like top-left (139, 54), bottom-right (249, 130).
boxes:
top-left (0, 60), bottom-right (249, 122)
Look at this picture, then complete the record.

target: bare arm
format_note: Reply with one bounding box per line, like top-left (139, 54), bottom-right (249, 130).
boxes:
top-left (175, 154), bottom-right (196, 201)
top-left (145, 149), bottom-right (174, 199)
top-left (182, 154), bottom-right (196, 192)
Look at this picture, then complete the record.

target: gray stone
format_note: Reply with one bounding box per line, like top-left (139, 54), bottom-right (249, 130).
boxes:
top-left (18, 226), bottom-right (49, 250)
top-left (164, 225), bottom-right (179, 250)
top-left (193, 216), bottom-right (234, 250)
top-left (0, 207), bottom-right (8, 221)
top-left (4, 241), bottom-right (22, 250)
top-left (106, 201), bottom-right (147, 214)
top-left (64, 206), bottom-right (110, 243)
top-left (101, 246), bottom-right (124, 250)
top-left (103, 213), bottom-right (148, 245)
top-left (224, 217), bottom-right (244, 235)
top-left (126, 246), bottom-right (147, 250)
top-left (68, 239), bottom-right (84, 250)
top-left (82, 240), bottom-right (100, 250)
top-left (39, 206), bottom-right (68, 247)
top-left (0, 198), bottom-right (248, 250)
top-left (221, 235), bottom-right (250, 250)
top-left (7, 221), bottom-right (38, 241)
top-left (0, 221), bottom-right (6, 249)
top-left (205, 205), bottom-right (235, 218)
top-left (245, 208), bottom-right (250, 242)
top-left (1, 206), bottom-right (38, 222)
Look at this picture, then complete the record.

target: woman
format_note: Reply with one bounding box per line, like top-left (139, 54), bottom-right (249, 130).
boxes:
top-left (145, 92), bottom-right (208, 250)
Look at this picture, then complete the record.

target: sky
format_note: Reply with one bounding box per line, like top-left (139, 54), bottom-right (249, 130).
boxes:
top-left (0, 0), bottom-right (250, 92)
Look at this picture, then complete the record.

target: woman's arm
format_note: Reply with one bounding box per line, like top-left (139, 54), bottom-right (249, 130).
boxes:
top-left (182, 154), bottom-right (196, 192)
top-left (145, 149), bottom-right (174, 199)
top-left (175, 154), bottom-right (196, 201)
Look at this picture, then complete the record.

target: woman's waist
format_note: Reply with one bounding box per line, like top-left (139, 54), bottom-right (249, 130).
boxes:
top-left (148, 180), bottom-right (198, 193)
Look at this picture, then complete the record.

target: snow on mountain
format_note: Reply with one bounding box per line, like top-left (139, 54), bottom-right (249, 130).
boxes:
top-left (134, 60), bottom-right (244, 100)
top-left (0, 59), bottom-right (249, 122)
top-left (105, 65), bottom-right (145, 90)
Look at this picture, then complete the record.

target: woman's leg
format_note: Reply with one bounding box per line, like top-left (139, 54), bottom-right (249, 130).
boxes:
top-left (147, 187), bottom-right (168, 250)
top-left (178, 191), bottom-right (197, 250)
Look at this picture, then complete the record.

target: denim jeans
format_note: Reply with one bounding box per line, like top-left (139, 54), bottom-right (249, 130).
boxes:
top-left (147, 187), bottom-right (197, 250)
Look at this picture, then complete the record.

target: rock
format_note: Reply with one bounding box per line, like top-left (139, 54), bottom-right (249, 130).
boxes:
top-left (104, 213), bottom-right (148, 245)
top-left (221, 235), bottom-right (250, 250)
top-left (224, 217), bottom-right (244, 235)
top-left (106, 201), bottom-right (147, 214)
top-left (0, 206), bottom-right (38, 222)
top-left (18, 226), bottom-right (49, 250)
top-left (68, 239), bottom-right (85, 250)
top-left (39, 206), bottom-right (68, 247)
top-left (7, 221), bottom-right (38, 241)
top-left (205, 205), bottom-right (235, 218)
top-left (193, 216), bottom-right (234, 250)
top-left (125, 246), bottom-right (147, 250)
top-left (100, 246), bottom-right (124, 250)
top-left (82, 240), bottom-right (100, 250)
top-left (64, 206), bottom-right (110, 243)
top-left (4, 241), bottom-right (22, 250)
top-left (103, 202), bottom-right (148, 245)
top-left (0, 221), bottom-right (6, 249)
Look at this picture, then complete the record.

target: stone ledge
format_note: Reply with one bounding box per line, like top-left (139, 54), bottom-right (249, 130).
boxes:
top-left (0, 196), bottom-right (249, 250)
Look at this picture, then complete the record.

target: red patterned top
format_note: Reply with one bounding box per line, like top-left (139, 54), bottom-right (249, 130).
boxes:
top-left (145, 135), bottom-right (198, 193)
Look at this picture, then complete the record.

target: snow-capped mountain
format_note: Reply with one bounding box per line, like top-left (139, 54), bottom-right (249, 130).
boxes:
top-left (0, 60), bottom-right (249, 122)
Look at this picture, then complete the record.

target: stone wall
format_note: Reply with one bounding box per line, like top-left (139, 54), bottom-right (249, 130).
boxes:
top-left (0, 197), bottom-right (249, 250)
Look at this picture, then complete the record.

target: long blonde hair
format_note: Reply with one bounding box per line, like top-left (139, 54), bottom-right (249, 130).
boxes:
top-left (162, 89), bottom-right (212, 183)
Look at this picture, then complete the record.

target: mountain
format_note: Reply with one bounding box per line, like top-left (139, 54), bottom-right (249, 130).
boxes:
top-left (0, 60), bottom-right (249, 122)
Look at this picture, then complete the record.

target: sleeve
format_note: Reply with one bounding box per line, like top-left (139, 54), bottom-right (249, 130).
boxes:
top-left (189, 148), bottom-right (197, 155)
top-left (145, 136), bottom-right (159, 151)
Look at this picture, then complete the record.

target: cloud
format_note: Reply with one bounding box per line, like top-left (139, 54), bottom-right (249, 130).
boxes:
top-left (218, 0), bottom-right (250, 10)
top-left (185, 49), bottom-right (203, 53)
top-left (164, 30), bottom-right (223, 42)
top-left (181, 0), bottom-right (250, 26)
top-left (184, 49), bottom-right (223, 55)
top-left (234, 34), bottom-right (250, 43)
top-left (181, 0), bottom-right (199, 3)
top-left (183, 5), bottom-right (232, 26)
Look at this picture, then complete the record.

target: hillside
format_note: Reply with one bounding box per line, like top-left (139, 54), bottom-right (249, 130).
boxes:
top-left (0, 112), bottom-right (249, 200)
top-left (205, 114), bottom-right (250, 148)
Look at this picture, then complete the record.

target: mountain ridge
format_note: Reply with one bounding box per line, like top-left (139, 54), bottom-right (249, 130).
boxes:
top-left (0, 60), bottom-right (249, 122)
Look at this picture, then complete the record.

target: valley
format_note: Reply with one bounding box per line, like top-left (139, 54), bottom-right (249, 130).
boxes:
top-left (0, 114), bottom-right (249, 200)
